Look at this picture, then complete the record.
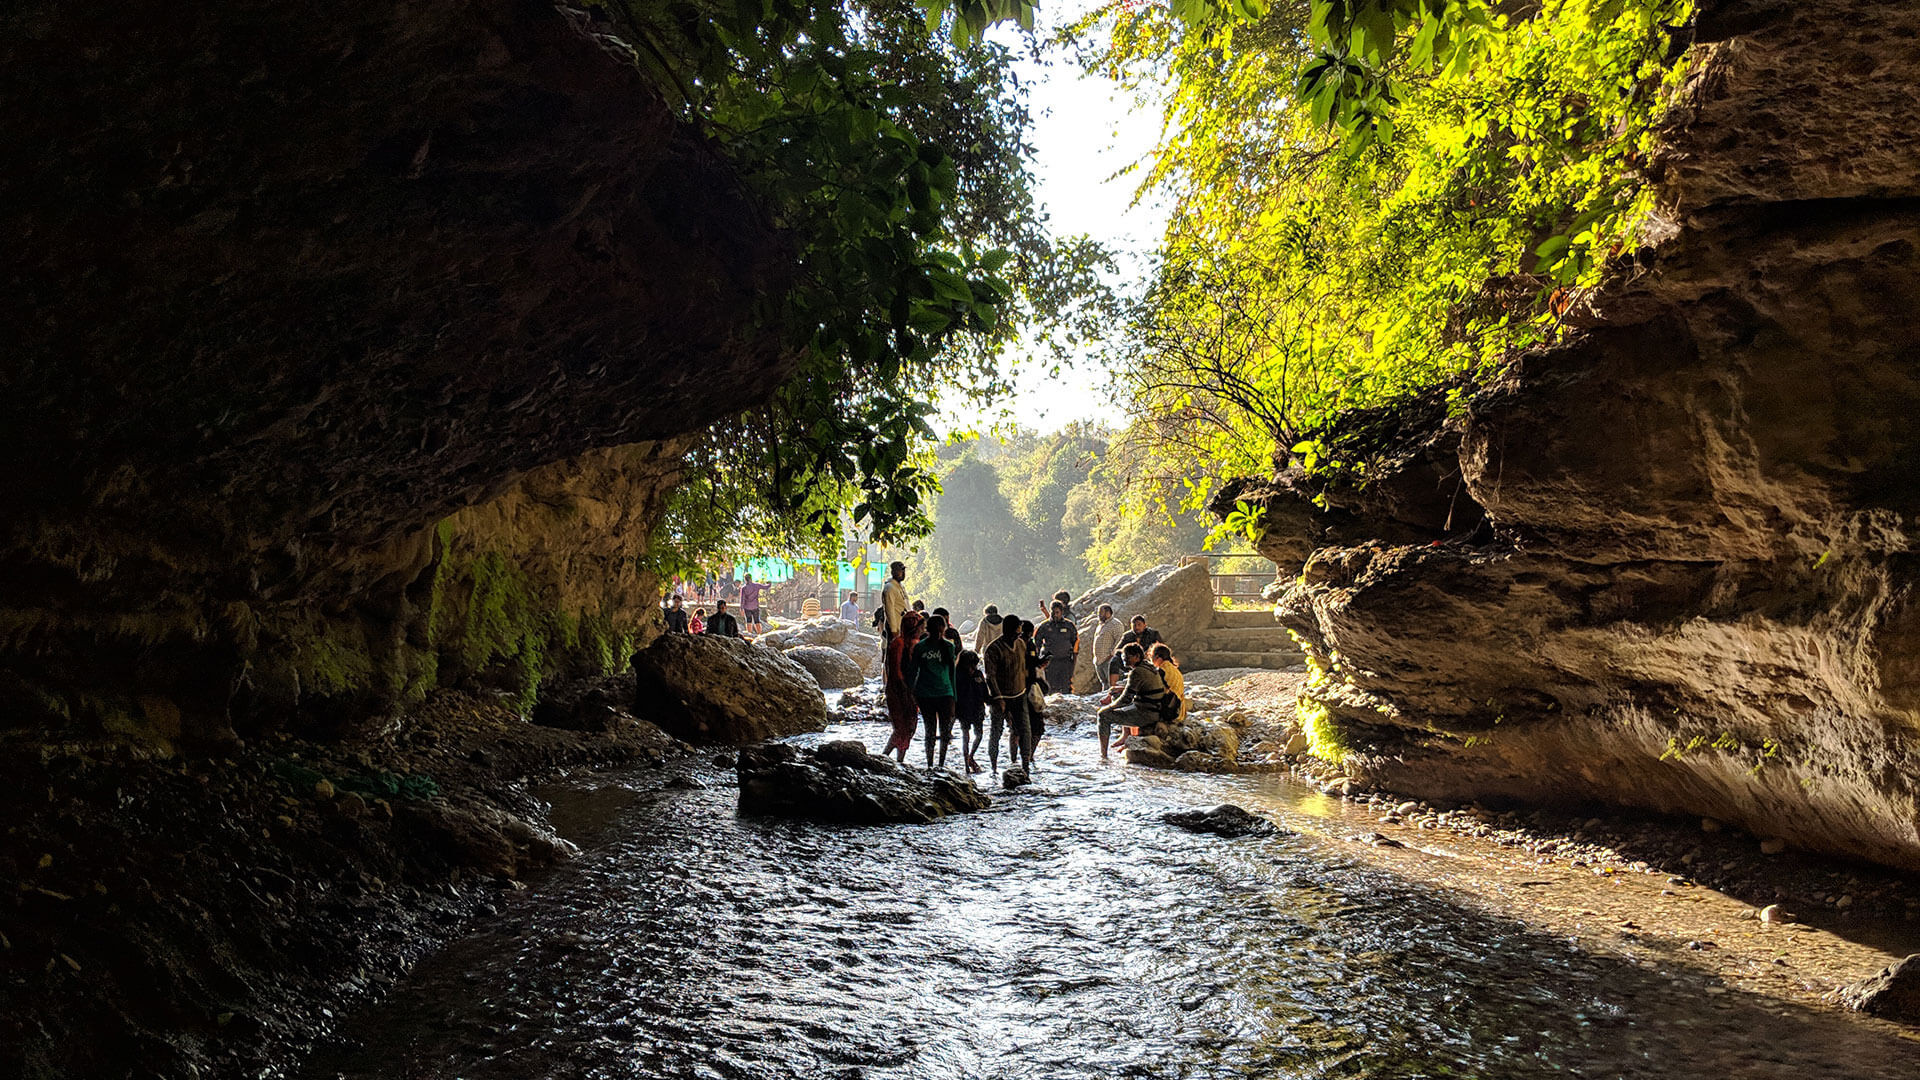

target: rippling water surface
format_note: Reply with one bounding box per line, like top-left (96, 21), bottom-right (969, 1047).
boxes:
top-left (301, 721), bottom-right (1918, 1079)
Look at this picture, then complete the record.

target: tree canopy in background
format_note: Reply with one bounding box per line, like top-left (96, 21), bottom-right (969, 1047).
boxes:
top-left (597, 0), bottom-right (1116, 575)
top-left (914, 427), bottom-right (1219, 615)
top-left (615, 0), bottom-right (1702, 576)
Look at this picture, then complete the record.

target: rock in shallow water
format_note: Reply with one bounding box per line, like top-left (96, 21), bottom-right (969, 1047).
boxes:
top-left (631, 634), bottom-right (827, 744)
top-left (1161, 804), bottom-right (1286, 838)
top-left (1838, 954), bottom-right (1920, 1025)
top-left (737, 741), bottom-right (990, 824)
top-left (786, 645), bottom-right (865, 690)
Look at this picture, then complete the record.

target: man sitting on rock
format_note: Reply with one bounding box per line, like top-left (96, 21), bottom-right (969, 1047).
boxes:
top-left (702, 599), bottom-right (741, 638)
top-left (1104, 615), bottom-right (1163, 703)
top-left (1097, 643), bottom-right (1168, 760)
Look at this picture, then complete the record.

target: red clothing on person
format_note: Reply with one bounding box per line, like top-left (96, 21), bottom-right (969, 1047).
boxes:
top-left (884, 614), bottom-right (923, 755)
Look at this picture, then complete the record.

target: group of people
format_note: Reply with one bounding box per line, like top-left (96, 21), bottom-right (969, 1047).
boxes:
top-left (873, 562), bottom-right (1189, 777)
top-left (661, 572), bottom-right (768, 639)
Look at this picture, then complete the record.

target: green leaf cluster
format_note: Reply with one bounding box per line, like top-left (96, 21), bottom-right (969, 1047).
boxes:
top-left (593, 0), bottom-right (1105, 555)
top-left (913, 425), bottom-right (1225, 614)
top-left (1084, 0), bottom-right (1694, 491)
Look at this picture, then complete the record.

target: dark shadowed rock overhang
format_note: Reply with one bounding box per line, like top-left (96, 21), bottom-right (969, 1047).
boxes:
top-left (0, 0), bottom-right (796, 742)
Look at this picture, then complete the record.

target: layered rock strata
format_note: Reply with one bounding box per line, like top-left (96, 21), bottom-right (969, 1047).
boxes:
top-left (0, 0), bottom-right (792, 746)
top-left (1242, 0), bottom-right (1920, 869)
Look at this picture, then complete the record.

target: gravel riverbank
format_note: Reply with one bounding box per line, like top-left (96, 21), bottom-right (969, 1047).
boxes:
top-left (0, 689), bottom-right (688, 1079)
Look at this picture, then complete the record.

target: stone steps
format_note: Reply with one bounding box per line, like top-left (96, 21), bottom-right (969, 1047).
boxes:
top-left (1193, 626), bottom-right (1296, 653)
top-left (1183, 650), bottom-right (1303, 671)
top-left (1209, 608), bottom-right (1278, 629)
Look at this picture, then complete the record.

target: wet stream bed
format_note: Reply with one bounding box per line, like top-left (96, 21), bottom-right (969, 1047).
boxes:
top-left (296, 722), bottom-right (1920, 1079)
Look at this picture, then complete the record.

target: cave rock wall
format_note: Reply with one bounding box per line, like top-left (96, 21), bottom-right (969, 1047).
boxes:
top-left (1246, 0), bottom-right (1920, 869)
top-left (0, 0), bottom-right (792, 746)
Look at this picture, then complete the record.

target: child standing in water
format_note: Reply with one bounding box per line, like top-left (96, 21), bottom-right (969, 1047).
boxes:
top-left (955, 650), bottom-right (988, 774)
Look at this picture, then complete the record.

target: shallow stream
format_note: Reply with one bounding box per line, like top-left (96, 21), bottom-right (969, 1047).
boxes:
top-left (298, 721), bottom-right (1919, 1079)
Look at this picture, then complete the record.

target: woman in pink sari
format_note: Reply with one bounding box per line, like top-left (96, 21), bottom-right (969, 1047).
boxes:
top-left (884, 611), bottom-right (924, 762)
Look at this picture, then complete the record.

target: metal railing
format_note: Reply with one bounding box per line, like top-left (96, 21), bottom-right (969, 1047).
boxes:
top-left (1185, 553), bottom-right (1278, 609)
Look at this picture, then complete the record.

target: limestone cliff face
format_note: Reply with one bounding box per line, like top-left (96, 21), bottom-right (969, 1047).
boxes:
top-left (0, 0), bottom-right (791, 745)
top-left (1244, 0), bottom-right (1920, 869)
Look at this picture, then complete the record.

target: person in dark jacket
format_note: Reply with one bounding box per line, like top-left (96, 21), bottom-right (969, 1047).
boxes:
top-left (1105, 614), bottom-right (1162, 699)
top-left (1097, 643), bottom-right (1168, 759)
top-left (663, 594), bottom-right (691, 634)
top-left (955, 650), bottom-right (988, 774)
top-left (983, 617), bottom-right (1031, 775)
top-left (702, 599), bottom-right (741, 638)
top-left (1018, 619), bottom-right (1047, 756)
top-left (1035, 602), bottom-right (1078, 696)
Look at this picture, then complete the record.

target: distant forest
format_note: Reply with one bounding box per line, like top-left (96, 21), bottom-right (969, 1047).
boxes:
top-left (912, 424), bottom-right (1243, 616)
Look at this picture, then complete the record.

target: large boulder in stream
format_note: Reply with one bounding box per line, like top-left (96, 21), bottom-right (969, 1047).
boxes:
top-left (787, 645), bottom-right (865, 690)
top-left (737, 740), bottom-right (990, 824)
top-left (758, 615), bottom-right (852, 649)
top-left (630, 634), bottom-right (826, 744)
top-left (759, 618), bottom-right (884, 678)
top-left (1070, 562), bottom-right (1216, 692)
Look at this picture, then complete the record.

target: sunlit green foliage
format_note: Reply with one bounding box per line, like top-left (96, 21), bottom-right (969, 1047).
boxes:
top-left (594, 0), bottom-right (1111, 559)
top-left (1081, 0), bottom-right (1693, 512)
top-left (915, 427), bottom-right (1222, 612)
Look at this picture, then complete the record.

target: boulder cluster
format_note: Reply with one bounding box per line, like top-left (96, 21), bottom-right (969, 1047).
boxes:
top-left (756, 617), bottom-right (884, 688)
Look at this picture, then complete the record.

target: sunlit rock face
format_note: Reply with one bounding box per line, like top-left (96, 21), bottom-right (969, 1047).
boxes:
top-left (1241, 0), bottom-right (1920, 870)
top-left (0, 0), bottom-right (792, 745)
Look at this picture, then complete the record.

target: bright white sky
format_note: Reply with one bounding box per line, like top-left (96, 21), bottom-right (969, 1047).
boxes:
top-left (934, 10), bottom-right (1170, 438)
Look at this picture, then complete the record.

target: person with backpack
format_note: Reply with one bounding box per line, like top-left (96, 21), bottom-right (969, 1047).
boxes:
top-left (983, 617), bottom-right (1032, 775)
top-left (954, 649), bottom-right (988, 774)
top-left (1017, 619), bottom-right (1048, 757)
top-left (1097, 643), bottom-right (1173, 759)
top-left (911, 614), bottom-right (960, 769)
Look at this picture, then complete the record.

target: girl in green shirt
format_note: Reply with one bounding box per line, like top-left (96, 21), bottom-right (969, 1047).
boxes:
top-left (912, 614), bottom-right (959, 769)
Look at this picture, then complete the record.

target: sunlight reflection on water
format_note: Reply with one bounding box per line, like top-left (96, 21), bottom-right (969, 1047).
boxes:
top-left (299, 718), bottom-right (1919, 1080)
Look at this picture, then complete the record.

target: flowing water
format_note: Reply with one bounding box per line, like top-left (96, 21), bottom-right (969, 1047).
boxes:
top-left (299, 721), bottom-right (1920, 1079)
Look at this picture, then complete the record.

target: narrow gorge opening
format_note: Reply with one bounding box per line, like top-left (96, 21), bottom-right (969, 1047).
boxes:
top-left (5, 0), bottom-right (1920, 1076)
